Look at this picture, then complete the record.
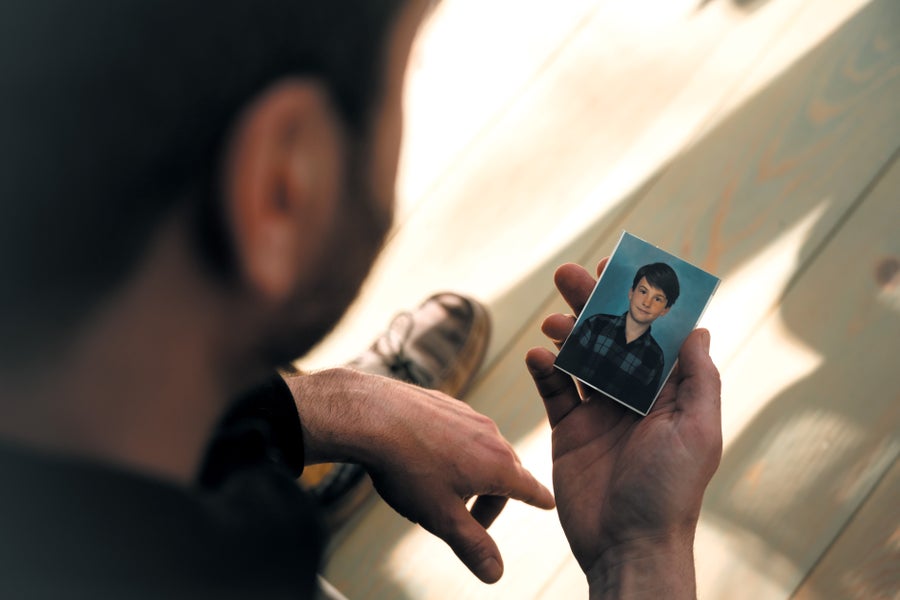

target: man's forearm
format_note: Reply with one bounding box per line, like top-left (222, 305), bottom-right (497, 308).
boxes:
top-left (281, 367), bottom-right (388, 467)
top-left (586, 533), bottom-right (696, 600)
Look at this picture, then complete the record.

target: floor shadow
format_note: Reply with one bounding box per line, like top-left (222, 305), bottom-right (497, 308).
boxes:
top-left (696, 0), bottom-right (772, 14)
top-left (327, 0), bottom-right (900, 596)
top-left (649, 1), bottom-right (896, 595)
top-left (701, 146), bottom-right (900, 596)
top-left (488, 0), bottom-right (900, 595)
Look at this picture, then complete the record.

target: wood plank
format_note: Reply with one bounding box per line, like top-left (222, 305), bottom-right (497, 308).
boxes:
top-left (322, 0), bottom-right (900, 598)
top-left (695, 149), bottom-right (900, 599)
top-left (328, 143), bottom-right (900, 598)
top-left (534, 552), bottom-right (588, 600)
top-left (791, 459), bottom-right (900, 600)
top-left (299, 0), bottom-right (818, 374)
top-left (397, 0), bottom-right (599, 215)
top-left (534, 149), bottom-right (900, 600)
top-left (522, 1), bottom-right (900, 590)
top-left (586, 0), bottom-right (900, 370)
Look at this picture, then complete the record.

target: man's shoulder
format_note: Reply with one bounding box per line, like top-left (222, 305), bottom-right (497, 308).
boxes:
top-left (0, 441), bottom-right (324, 597)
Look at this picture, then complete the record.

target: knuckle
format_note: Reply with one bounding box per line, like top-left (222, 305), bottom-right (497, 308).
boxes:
top-left (433, 509), bottom-right (458, 537)
top-left (454, 531), bottom-right (492, 564)
top-left (488, 441), bottom-right (518, 469)
top-left (473, 411), bottom-right (495, 428)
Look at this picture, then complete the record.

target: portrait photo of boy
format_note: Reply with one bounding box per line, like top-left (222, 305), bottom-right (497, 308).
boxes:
top-left (555, 233), bottom-right (719, 415)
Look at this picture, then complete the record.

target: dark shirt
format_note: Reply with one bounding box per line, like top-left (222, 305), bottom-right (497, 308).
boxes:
top-left (0, 376), bottom-right (325, 599)
top-left (555, 312), bottom-right (665, 413)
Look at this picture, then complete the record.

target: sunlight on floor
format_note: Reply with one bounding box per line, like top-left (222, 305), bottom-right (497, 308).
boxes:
top-left (696, 520), bottom-right (798, 599)
top-left (834, 437), bottom-right (900, 504)
top-left (704, 201), bottom-right (829, 367)
top-left (729, 410), bottom-right (863, 518)
top-left (719, 312), bottom-right (824, 443)
top-left (312, 0), bottom-right (899, 595)
top-left (298, 0), bottom-right (872, 376)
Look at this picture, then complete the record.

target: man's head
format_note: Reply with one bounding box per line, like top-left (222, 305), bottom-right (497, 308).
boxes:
top-left (0, 0), bottom-right (423, 369)
top-left (627, 263), bottom-right (680, 326)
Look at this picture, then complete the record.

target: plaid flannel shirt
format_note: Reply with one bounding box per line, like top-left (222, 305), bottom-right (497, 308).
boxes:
top-left (556, 312), bottom-right (664, 412)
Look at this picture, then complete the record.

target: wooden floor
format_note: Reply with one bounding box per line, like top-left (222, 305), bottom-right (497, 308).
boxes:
top-left (299, 0), bottom-right (900, 597)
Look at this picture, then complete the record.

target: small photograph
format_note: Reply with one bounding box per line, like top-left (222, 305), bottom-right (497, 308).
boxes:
top-left (555, 232), bottom-right (720, 415)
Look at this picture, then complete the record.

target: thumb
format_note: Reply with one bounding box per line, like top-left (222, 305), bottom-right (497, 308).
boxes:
top-left (436, 504), bottom-right (504, 583)
top-left (674, 329), bottom-right (721, 421)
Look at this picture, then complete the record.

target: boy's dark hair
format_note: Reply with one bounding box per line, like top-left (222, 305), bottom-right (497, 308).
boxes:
top-left (0, 0), bottom-right (406, 362)
top-left (632, 263), bottom-right (680, 308)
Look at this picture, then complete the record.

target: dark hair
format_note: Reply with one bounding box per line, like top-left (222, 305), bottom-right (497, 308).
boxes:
top-left (0, 0), bottom-right (406, 361)
top-left (631, 263), bottom-right (680, 307)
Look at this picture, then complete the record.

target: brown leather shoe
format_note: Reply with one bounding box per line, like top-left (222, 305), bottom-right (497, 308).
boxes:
top-left (299, 293), bottom-right (491, 530)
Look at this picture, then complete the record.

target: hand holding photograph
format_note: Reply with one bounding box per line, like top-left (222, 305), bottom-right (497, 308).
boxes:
top-left (555, 232), bottom-right (720, 415)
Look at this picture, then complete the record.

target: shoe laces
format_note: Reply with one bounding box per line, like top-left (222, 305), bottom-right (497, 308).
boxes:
top-left (373, 312), bottom-right (435, 389)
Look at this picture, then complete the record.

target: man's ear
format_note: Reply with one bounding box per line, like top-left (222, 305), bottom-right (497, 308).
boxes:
top-left (223, 78), bottom-right (344, 304)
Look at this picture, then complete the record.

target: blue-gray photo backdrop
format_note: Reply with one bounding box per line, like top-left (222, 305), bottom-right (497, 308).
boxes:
top-left (575, 232), bottom-right (720, 387)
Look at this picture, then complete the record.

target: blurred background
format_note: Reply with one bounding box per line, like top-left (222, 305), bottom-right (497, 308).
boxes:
top-left (299, 0), bottom-right (900, 597)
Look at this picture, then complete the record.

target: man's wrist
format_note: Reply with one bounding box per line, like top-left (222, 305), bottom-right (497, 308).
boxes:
top-left (282, 367), bottom-right (386, 467)
top-left (586, 531), bottom-right (697, 600)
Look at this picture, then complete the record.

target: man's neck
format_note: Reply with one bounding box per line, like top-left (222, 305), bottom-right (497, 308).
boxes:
top-left (0, 217), bottom-right (253, 484)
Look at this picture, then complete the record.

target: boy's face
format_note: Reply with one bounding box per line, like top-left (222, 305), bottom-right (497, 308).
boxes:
top-left (628, 277), bottom-right (671, 326)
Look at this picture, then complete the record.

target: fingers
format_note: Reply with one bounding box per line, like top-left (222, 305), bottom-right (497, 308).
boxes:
top-left (448, 469), bottom-right (553, 583)
top-left (555, 257), bottom-right (607, 315)
top-left (674, 330), bottom-right (720, 416)
top-left (444, 464), bottom-right (552, 583)
top-left (525, 346), bottom-right (582, 428)
top-left (674, 330), bottom-right (722, 456)
top-left (433, 467), bottom-right (555, 583)
top-left (553, 262), bottom-right (598, 315)
top-left (544, 259), bottom-right (607, 346)
top-left (470, 495), bottom-right (508, 529)
top-left (541, 313), bottom-right (577, 349)
top-left (439, 504), bottom-right (505, 583)
top-left (504, 462), bottom-right (556, 510)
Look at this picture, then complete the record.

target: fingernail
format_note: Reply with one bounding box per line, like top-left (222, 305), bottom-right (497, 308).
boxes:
top-left (700, 329), bottom-right (711, 353)
top-left (480, 557), bottom-right (502, 582)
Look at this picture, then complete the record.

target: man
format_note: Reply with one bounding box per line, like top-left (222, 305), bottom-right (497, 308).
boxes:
top-left (0, 2), bottom-right (721, 599)
top-left (0, 2), bottom-right (550, 596)
top-left (556, 262), bottom-right (680, 412)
